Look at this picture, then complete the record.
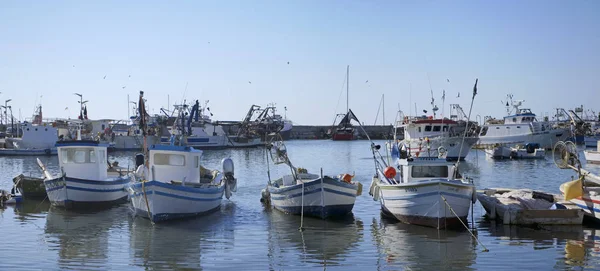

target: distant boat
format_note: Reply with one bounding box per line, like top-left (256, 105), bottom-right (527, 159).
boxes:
top-left (331, 65), bottom-right (356, 141)
top-left (584, 140), bottom-right (600, 164)
top-left (42, 140), bottom-right (131, 209)
top-left (261, 134), bottom-right (361, 219)
top-left (476, 96), bottom-right (571, 149)
top-left (0, 122), bottom-right (58, 156)
top-left (485, 143), bottom-right (546, 159)
top-left (394, 105), bottom-right (479, 161)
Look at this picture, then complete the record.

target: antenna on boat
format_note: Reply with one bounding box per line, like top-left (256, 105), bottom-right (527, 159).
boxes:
top-left (454, 79), bottom-right (478, 171)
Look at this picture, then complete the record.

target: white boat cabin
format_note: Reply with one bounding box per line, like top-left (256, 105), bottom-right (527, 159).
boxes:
top-left (7, 122), bottom-right (58, 149)
top-left (148, 144), bottom-right (211, 184)
top-left (399, 118), bottom-right (459, 140)
top-left (386, 157), bottom-right (461, 184)
top-left (502, 109), bottom-right (537, 124)
top-left (56, 141), bottom-right (109, 180)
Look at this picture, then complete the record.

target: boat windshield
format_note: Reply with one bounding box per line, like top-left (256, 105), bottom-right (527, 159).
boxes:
top-left (411, 166), bottom-right (448, 178)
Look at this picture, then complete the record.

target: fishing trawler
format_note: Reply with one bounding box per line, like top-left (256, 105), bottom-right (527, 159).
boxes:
top-left (330, 65), bottom-right (357, 141)
top-left (477, 96), bottom-right (571, 149)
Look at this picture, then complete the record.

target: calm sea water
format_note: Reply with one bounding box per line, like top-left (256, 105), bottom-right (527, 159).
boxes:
top-left (2, 140), bottom-right (600, 270)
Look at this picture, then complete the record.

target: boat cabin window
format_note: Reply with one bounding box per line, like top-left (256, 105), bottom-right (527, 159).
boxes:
top-left (442, 126), bottom-right (448, 132)
top-left (411, 166), bottom-right (448, 178)
top-left (61, 148), bottom-right (97, 164)
top-left (154, 153), bottom-right (186, 166)
top-left (195, 156), bottom-right (199, 168)
top-left (418, 127), bottom-right (421, 132)
top-left (433, 126), bottom-right (441, 132)
top-left (425, 126), bottom-right (432, 132)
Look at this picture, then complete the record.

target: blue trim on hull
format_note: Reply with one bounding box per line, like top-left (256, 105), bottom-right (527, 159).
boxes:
top-left (129, 180), bottom-right (225, 194)
top-left (273, 204), bottom-right (355, 219)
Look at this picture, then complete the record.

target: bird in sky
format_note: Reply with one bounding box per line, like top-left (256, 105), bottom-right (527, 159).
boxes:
top-left (457, 92), bottom-right (460, 98)
top-left (287, 61), bottom-right (289, 64)
top-left (122, 86), bottom-right (126, 89)
top-left (248, 81), bottom-right (252, 84)
top-left (103, 75), bottom-right (106, 79)
top-left (365, 80), bottom-right (369, 83)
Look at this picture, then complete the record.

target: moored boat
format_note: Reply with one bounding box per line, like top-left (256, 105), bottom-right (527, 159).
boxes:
top-left (13, 174), bottom-right (46, 199)
top-left (476, 96), bottom-right (571, 149)
top-left (262, 135), bottom-right (361, 219)
top-left (41, 140), bottom-right (131, 209)
top-left (369, 142), bottom-right (476, 229)
top-left (127, 91), bottom-right (238, 222)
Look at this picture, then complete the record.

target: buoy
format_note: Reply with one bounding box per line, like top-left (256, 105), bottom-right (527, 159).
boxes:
top-left (384, 167), bottom-right (396, 179)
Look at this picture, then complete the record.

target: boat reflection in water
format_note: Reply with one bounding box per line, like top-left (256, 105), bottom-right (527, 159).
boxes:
top-left (371, 216), bottom-right (477, 270)
top-left (266, 209), bottom-right (363, 268)
top-left (44, 207), bottom-right (128, 270)
top-left (128, 203), bottom-right (236, 270)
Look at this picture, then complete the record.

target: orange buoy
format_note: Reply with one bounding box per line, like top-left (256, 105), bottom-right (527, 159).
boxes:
top-left (341, 174), bottom-right (353, 183)
top-left (384, 167), bottom-right (396, 179)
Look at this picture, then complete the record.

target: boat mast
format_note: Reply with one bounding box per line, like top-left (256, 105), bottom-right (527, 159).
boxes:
top-left (346, 65), bottom-right (349, 114)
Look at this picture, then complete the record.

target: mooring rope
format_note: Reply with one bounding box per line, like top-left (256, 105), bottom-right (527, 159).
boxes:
top-left (141, 180), bottom-right (153, 225)
top-left (441, 195), bottom-right (488, 252)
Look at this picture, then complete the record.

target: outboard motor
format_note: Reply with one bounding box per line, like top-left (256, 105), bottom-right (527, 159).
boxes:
top-left (135, 153), bottom-right (145, 168)
top-left (222, 158), bottom-right (237, 199)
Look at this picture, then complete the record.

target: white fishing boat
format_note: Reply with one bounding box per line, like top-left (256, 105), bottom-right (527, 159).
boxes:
top-left (127, 91), bottom-right (237, 222)
top-left (369, 143), bottom-right (476, 229)
top-left (128, 144), bottom-right (237, 222)
top-left (261, 135), bottom-right (361, 219)
top-left (394, 106), bottom-right (479, 161)
top-left (41, 140), bottom-right (131, 209)
top-left (0, 122), bottom-right (58, 156)
top-left (484, 145), bottom-right (513, 159)
top-left (477, 96), bottom-right (571, 149)
top-left (584, 141), bottom-right (600, 164)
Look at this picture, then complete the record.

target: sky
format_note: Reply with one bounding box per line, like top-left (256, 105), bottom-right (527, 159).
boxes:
top-left (1, 0), bottom-right (599, 125)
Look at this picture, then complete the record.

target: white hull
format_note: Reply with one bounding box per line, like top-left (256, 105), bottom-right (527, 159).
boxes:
top-left (477, 127), bottom-right (570, 149)
top-left (228, 137), bottom-right (263, 148)
top-left (585, 150), bottom-right (600, 164)
top-left (402, 137), bottom-right (478, 160)
top-left (511, 148), bottom-right (545, 159)
top-left (44, 176), bottom-right (130, 208)
top-left (373, 178), bottom-right (474, 229)
top-left (268, 177), bottom-right (358, 218)
top-left (128, 180), bottom-right (225, 222)
top-left (484, 145), bottom-right (512, 159)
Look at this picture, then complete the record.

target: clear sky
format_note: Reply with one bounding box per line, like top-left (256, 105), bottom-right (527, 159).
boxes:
top-left (1, 0), bottom-right (598, 125)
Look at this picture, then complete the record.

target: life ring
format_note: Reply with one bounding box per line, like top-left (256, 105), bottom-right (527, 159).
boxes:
top-left (437, 146), bottom-right (447, 155)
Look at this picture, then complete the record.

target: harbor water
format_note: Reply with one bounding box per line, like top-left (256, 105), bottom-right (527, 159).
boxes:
top-left (2, 140), bottom-right (600, 270)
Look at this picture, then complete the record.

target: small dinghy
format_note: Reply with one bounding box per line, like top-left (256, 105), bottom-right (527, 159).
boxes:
top-left (486, 143), bottom-right (545, 159)
top-left (0, 188), bottom-right (23, 205)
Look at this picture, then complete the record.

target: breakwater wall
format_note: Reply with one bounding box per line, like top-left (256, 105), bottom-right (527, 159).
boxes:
top-left (289, 125), bottom-right (400, 140)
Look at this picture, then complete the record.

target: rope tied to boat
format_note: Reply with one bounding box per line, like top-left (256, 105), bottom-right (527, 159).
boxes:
top-left (441, 195), bottom-right (489, 252)
top-left (141, 179), bottom-right (153, 225)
